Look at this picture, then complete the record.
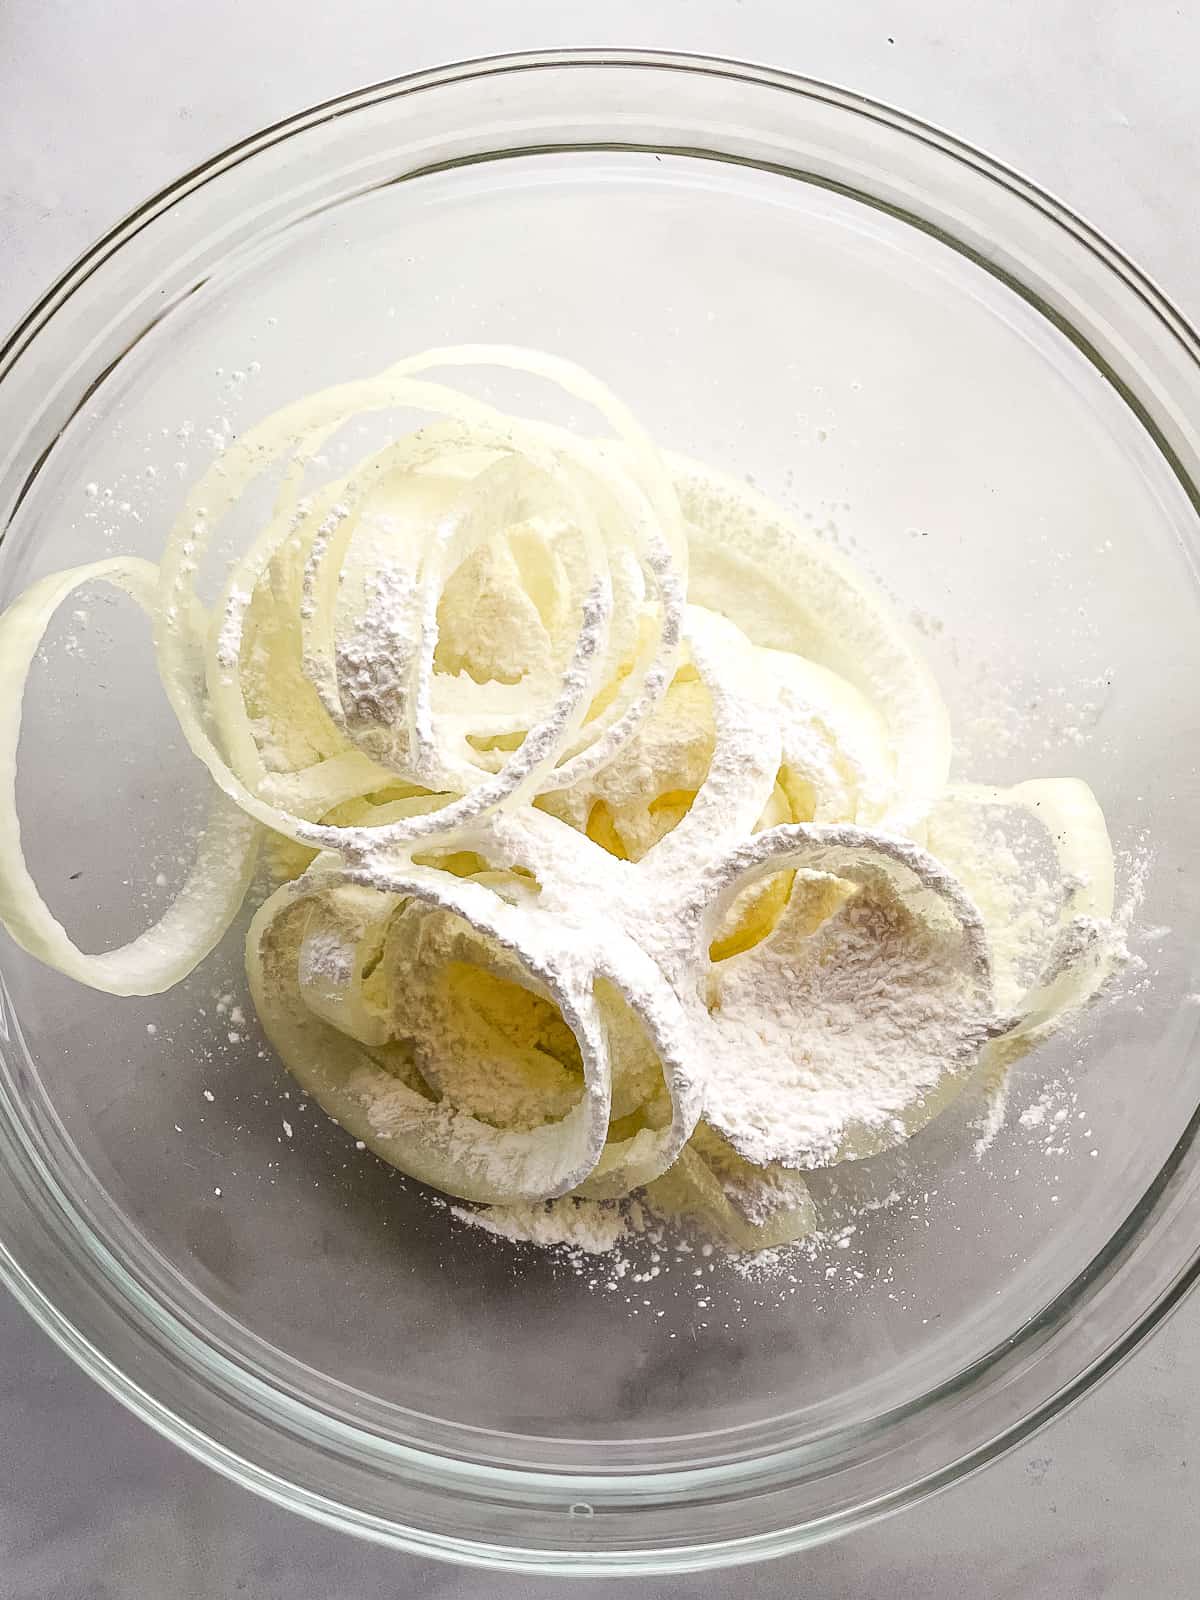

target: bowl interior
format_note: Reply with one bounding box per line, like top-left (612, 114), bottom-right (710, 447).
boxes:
top-left (2, 111), bottom-right (1199, 1512)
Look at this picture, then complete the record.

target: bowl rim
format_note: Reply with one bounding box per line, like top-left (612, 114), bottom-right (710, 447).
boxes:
top-left (1, 45), bottom-right (1199, 1576)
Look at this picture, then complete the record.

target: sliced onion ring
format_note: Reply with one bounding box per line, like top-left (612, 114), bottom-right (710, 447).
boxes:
top-left (248, 865), bottom-right (612, 1204)
top-left (933, 779), bottom-right (1117, 1049)
top-left (676, 455), bottom-right (951, 833)
top-left (297, 883), bottom-right (399, 1047)
top-left (161, 352), bottom-right (684, 858)
top-left (0, 558), bottom-right (259, 995)
top-left (646, 1125), bottom-right (818, 1251)
top-left (691, 823), bottom-right (995, 1169)
top-left (638, 605), bottom-right (782, 880)
top-left (576, 936), bottom-right (701, 1199)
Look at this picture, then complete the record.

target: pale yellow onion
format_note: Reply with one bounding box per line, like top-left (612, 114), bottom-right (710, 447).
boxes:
top-left (930, 778), bottom-right (1115, 1046)
top-left (677, 454), bottom-right (951, 833)
top-left (0, 558), bottom-right (258, 995)
top-left (248, 865), bottom-right (612, 1204)
top-left (370, 867), bottom-right (700, 1199)
top-left (694, 823), bottom-right (995, 1169)
top-left (645, 1125), bottom-right (817, 1250)
top-left (296, 884), bottom-right (399, 1047)
top-left (163, 353), bottom-right (685, 857)
top-left (193, 404), bottom-right (605, 845)
top-left (757, 647), bottom-right (895, 824)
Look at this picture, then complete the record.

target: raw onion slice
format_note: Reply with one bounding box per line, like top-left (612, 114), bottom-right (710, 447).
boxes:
top-left (929, 778), bottom-right (1116, 1050)
top-left (646, 1124), bottom-right (818, 1250)
top-left (0, 558), bottom-right (258, 995)
top-left (575, 937), bottom-right (701, 1199)
top-left (678, 455), bottom-right (951, 832)
top-left (162, 350), bottom-right (685, 858)
top-left (248, 865), bottom-right (612, 1205)
top-left (296, 883), bottom-right (399, 1048)
top-left (638, 605), bottom-right (782, 878)
top-left (758, 647), bottom-right (895, 825)
top-left (692, 824), bottom-right (994, 1169)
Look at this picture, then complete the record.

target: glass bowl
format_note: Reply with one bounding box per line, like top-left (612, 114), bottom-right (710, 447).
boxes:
top-left (1, 50), bottom-right (1198, 1577)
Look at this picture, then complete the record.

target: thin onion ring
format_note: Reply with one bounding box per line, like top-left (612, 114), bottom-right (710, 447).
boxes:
top-left (163, 352), bottom-right (684, 857)
top-left (0, 558), bottom-right (259, 995)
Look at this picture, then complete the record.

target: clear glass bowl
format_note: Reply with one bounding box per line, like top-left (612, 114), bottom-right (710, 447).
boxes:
top-left (1, 51), bottom-right (1198, 1576)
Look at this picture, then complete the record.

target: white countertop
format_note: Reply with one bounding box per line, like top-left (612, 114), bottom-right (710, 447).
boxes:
top-left (3, 3), bottom-right (1198, 1595)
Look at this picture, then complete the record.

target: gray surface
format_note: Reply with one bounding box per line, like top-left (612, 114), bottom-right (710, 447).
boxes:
top-left (1, 2), bottom-right (1198, 1596)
